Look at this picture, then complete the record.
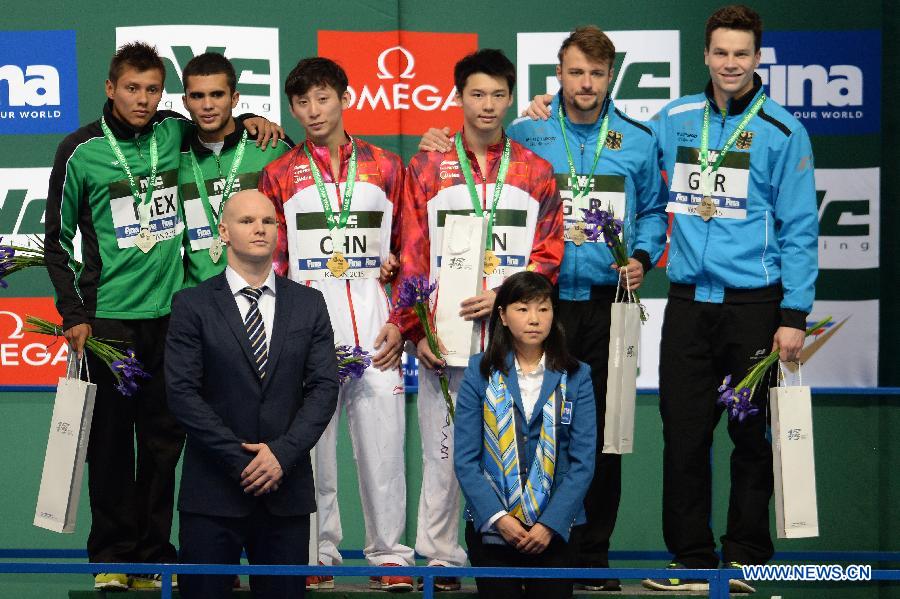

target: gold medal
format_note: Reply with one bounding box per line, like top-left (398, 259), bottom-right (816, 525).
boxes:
top-left (209, 237), bottom-right (225, 263)
top-left (483, 249), bottom-right (500, 275)
top-left (697, 196), bottom-right (716, 222)
top-left (327, 252), bottom-right (350, 278)
top-left (568, 223), bottom-right (587, 246)
top-left (134, 228), bottom-right (157, 253)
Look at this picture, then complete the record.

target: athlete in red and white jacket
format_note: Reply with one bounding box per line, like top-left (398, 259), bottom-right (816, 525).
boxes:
top-left (390, 49), bottom-right (564, 575)
top-left (390, 132), bottom-right (564, 346)
top-left (259, 58), bottom-right (415, 586)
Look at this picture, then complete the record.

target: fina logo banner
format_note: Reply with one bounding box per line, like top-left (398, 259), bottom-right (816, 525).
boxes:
top-left (318, 30), bottom-right (478, 135)
top-left (757, 30), bottom-right (880, 135)
top-left (814, 168), bottom-right (879, 270)
top-left (0, 30), bottom-right (78, 134)
top-left (516, 30), bottom-right (680, 121)
top-left (115, 26), bottom-right (281, 120)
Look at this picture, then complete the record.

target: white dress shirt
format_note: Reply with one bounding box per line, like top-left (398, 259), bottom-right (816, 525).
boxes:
top-left (225, 266), bottom-right (277, 347)
top-left (484, 353), bottom-right (546, 532)
top-left (515, 354), bottom-right (546, 423)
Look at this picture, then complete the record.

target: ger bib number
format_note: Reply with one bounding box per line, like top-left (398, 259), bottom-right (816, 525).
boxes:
top-left (667, 147), bottom-right (750, 220)
top-left (555, 173), bottom-right (626, 242)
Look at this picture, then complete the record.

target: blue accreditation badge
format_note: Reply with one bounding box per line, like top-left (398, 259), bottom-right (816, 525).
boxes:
top-left (561, 400), bottom-right (573, 425)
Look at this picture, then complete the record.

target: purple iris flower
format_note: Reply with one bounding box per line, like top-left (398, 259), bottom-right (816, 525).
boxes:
top-left (336, 344), bottom-right (372, 384)
top-left (111, 348), bottom-right (150, 397)
top-left (396, 275), bottom-right (437, 309)
top-left (0, 238), bottom-right (14, 289)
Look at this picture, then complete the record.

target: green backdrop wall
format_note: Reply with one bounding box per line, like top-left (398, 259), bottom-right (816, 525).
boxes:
top-left (1, 1), bottom-right (897, 597)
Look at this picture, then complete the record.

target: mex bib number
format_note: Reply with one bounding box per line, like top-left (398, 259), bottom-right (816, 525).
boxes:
top-left (184, 173), bottom-right (258, 250)
top-left (109, 170), bottom-right (181, 249)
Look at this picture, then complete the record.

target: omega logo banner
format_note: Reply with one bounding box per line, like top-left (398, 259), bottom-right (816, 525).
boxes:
top-left (317, 30), bottom-right (478, 135)
top-left (0, 297), bottom-right (68, 387)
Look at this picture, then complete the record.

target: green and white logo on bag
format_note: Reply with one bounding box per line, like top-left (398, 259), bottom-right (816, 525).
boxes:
top-left (108, 169), bottom-right (181, 249)
top-left (430, 186), bottom-right (534, 280)
top-left (667, 146), bottom-right (750, 219)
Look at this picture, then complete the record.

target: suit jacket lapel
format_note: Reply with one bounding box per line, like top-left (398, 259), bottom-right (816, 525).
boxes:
top-left (212, 273), bottom-right (261, 381)
top-left (262, 276), bottom-right (292, 392)
top-left (530, 368), bottom-right (562, 427)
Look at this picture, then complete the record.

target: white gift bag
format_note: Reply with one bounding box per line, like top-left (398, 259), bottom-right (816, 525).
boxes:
top-left (770, 363), bottom-right (819, 538)
top-left (603, 270), bottom-right (641, 454)
top-left (434, 214), bottom-right (488, 367)
top-left (34, 353), bottom-right (97, 533)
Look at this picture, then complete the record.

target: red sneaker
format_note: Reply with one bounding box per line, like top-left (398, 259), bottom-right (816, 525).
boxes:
top-left (369, 563), bottom-right (413, 592)
top-left (306, 562), bottom-right (335, 590)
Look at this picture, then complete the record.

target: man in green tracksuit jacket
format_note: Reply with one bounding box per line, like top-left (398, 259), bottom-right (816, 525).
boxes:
top-left (177, 52), bottom-right (292, 288)
top-left (43, 42), bottom-right (281, 592)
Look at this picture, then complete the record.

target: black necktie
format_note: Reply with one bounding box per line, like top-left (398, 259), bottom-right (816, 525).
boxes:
top-left (239, 286), bottom-right (268, 378)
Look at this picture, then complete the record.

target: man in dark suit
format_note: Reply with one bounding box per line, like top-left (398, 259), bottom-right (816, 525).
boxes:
top-left (166, 189), bottom-right (339, 598)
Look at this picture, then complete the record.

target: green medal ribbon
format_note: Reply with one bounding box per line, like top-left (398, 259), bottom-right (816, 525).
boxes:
top-left (188, 129), bottom-right (248, 238)
top-left (303, 138), bottom-right (357, 235)
top-left (558, 103), bottom-right (609, 199)
top-left (101, 116), bottom-right (158, 231)
top-left (699, 93), bottom-right (766, 195)
top-left (454, 132), bottom-right (511, 248)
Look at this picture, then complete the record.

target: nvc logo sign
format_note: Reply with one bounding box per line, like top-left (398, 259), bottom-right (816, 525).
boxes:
top-left (516, 30), bottom-right (680, 121)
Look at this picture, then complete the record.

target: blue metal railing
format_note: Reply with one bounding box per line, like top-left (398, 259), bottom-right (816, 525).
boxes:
top-left (2, 558), bottom-right (899, 599)
top-left (2, 548), bottom-right (900, 562)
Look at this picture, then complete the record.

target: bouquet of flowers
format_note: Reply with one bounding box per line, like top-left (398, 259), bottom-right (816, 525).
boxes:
top-left (580, 208), bottom-right (648, 322)
top-left (0, 236), bottom-right (48, 288)
top-left (25, 315), bottom-right (150, 397)
top-left (717, 316), bottom-right (832, 422)
top-left (396, 275), bottom-right (454, 421)
top-left (336, 344), bottom-right (372, 385)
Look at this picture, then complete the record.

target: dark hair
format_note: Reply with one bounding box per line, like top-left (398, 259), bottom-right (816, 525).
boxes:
top-left (182, 52), bottom-right (237, 94)
top-left (454, 49), bottom-right (516, 95)
top-left (480, 272), bottom-right (578, 378)
top-left (284, 57), bottom-right (349, 100)
top-left (705, 5), bottom-right (763, 51)
top-left (108, 41), bottom-right (165, 84)
top-left (557, 25), bottom-right (616, 70)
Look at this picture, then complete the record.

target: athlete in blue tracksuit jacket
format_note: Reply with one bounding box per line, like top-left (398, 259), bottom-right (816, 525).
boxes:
top-left (507, 81), bottom-right (666, 589)
top-left (643, 7), bottom-right (818, 591)
top-left (654, 74), bottom-right (817, 326)
top-left (508, 92), bottom-right (668, 299)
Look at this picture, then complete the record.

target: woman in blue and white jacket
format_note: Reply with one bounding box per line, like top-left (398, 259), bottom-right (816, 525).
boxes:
top-left (454, 271), bottom-right (596, 599)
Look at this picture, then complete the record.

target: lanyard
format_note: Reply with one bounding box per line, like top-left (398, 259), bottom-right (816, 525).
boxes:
top-left (454, 132), bottom-right (510, 247)
top-left (558, 103), bottom-right (609, 199)
top-left (101, 116), bottom-right (158, 230)
top-left (700, 93), bottom-right (766, 193)
top-left (303, 138), bottom-right (357, 231)
top-left (188, 129), bottom-right (248, 233)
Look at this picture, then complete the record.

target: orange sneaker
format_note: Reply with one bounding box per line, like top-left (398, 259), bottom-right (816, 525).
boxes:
top-left (369, 563), bottom-right (413, 592)
top-left (306, 562), bottom-right (335, 590)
